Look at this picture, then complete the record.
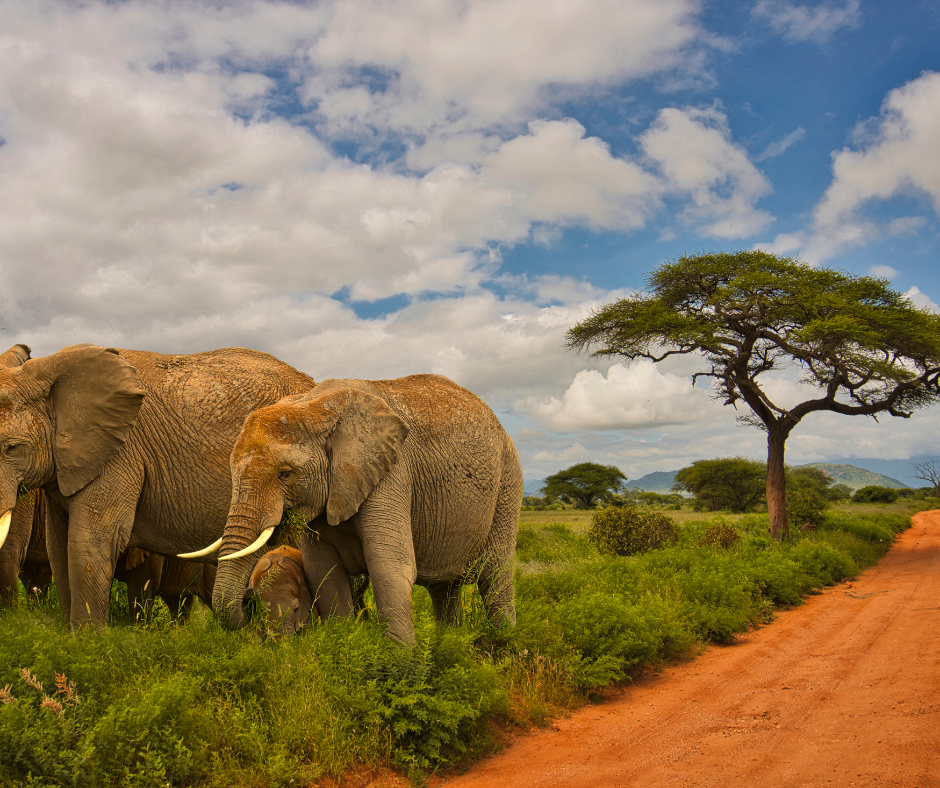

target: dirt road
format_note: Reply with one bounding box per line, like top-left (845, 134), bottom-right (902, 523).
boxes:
top-left (444, 510), bottom-right (940, 788)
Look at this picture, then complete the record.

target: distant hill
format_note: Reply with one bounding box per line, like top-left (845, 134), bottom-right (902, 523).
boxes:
top-left (821, 457), bottom-right (940, 489)
top-left (523, 478), bottom-right (546, 497)
top-left (627, 470), bottom-right (679, 494)
top-left (796, 463), bottom-right (907, 491)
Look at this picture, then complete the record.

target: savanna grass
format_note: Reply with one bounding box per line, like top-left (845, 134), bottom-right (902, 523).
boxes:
top-left (0, 506), bottom-right (916, 786)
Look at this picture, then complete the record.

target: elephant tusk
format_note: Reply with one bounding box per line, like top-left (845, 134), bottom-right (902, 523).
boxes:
top-left (177, 536), bottom-right (224, 559)
top-left (218, 527), bottom-right (275, 562)
top-left (0, 509), bottom-right (10, 551)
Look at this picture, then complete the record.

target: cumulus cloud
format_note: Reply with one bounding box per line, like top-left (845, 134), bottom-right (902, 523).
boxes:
top-left (762, 71), bottom-right (940, 262)
top-left (523, 361), bottom-right (711, 432)
top-left (904, 286), bottom-right (940, 313)
top-left (308, 0), bottom-right (702, 134)
top-left (752, 0), bottom-right (860, 44)
top-left (869, 264), bottom-right (899, 279)
top-left (641, 107), bottom-right (774, 237)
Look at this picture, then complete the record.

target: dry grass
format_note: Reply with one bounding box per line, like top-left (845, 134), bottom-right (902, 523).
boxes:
top-left (520, 499), bottom-right (937, 533)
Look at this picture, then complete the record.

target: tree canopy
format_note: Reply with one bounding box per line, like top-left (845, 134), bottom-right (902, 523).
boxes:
top-left (672, 457), bottom-right (766, 512)
top-left (567, 251), bottom-right (940, 537)
top-left (542, 462), bottom-right (627, 508)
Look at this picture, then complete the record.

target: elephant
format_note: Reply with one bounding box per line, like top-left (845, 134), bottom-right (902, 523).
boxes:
top-left (0, 344), bottom-right (54, 606)
top-left (246, 545), bottom-right (314, 635)
top-left (207, 374), bottom-right (522, 646)
top-left (0, 343), bottom-right (314, 628)
top-left (115, 548), bottom-right (216, 621)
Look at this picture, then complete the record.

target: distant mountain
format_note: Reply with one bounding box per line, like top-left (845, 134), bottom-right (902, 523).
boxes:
top-left (820, 457), bottom-right (940, 489)
top-left (627, 470), bottom-right (680, 494)
top-left (523, 478), bottom-right (546, 497)
top-left (796, 463), bottom-right (907, 491)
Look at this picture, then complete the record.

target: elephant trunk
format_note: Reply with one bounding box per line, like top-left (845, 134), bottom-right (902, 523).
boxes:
top-left (212, 502), bottom-right (280, 629)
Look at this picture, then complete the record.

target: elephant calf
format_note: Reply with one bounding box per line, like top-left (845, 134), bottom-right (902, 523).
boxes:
top-left (246, 546), bottom-right (314, 635)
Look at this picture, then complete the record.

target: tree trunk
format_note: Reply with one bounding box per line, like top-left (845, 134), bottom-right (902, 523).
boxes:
top-left (766, 425), bottom-right (789, 540)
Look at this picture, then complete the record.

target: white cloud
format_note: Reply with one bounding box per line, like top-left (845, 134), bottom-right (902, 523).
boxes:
top-left (869, 264), bottom-right (899, 279)
top-left (532, 443), bottom-right (593, 464)
top-left (524, 360), bottom-right (711, 432)
top-left (308, 0), bottom-right (703, 134)
top-left (755, 127), bottom-right (805, 161)
top-left (904, 286), bottom-right (940, 313)
top-left (752, 0), bottom-right (860, 44)
top-left (769, 71), bottom-right (940, 262)
top-left (641, 107), bottom-right (774, 237)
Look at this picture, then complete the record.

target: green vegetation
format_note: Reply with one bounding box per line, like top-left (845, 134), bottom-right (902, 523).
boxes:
top-left (852, 485), bottom-right (900, 504)
top-left (541, 462), bottom-right (627, 508)
top-left (0, 503), bottom-right (922, 787)
top-left (673, 457), bottom-right (766, 512)
top-left (588, 506), bottom-right (679, 556)
top-left (567, 250), bottom-right (940, 538)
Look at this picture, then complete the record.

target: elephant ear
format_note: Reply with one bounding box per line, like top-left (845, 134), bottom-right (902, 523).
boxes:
top-left (323, 388), bottom-right (409, 526)
top-left (0, 344), bottom-right (31, 369)
top-left (24, 346), bottom-right (145, 497)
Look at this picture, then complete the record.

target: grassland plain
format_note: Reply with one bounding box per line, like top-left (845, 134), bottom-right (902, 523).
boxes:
top-left (0, 501), bottom-right (926, 788)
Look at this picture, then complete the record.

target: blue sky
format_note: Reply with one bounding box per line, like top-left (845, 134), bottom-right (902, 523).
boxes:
top-left (1, 0), bottom-right (939, 482)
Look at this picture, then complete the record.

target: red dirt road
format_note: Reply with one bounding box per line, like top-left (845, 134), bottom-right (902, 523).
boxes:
top-left (444, 510), bottom-right (940, 788)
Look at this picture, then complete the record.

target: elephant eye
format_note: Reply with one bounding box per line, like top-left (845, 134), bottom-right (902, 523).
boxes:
top-left (277, 467), bottom-right (293, 482)
top-left (3, 442), bottom-right (26, 458)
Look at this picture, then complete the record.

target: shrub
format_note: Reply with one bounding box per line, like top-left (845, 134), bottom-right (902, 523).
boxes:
top-left (851, 485), bottom-right (900, 503)
top-left (697, 521), bottom-right (741, 549)
top-left (588, 506), bottom-right (679, 556)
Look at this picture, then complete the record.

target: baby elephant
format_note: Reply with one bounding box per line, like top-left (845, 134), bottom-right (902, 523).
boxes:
top-left (246, 546), bottom-right (314, 635)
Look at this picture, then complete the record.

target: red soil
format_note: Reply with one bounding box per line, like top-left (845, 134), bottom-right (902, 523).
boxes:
top-left (442, 510), bottom-right (940, 788)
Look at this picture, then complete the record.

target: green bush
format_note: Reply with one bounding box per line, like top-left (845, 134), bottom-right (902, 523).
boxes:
top-left (851, 485), bottom-right (900, 503)
top-left (696, 521), bottom-right (741, 549)
top-left (588, 506), bottom-right (679, 556)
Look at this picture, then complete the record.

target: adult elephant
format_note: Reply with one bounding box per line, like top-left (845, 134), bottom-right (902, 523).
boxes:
top-left (206, 374), bottom-right (522, 646)
top-left (0, 343), bottom-right (52, 606)
top-left (0, 343), bottom-right (314, 628)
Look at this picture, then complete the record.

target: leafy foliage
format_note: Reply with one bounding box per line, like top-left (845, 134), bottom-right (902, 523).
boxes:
top-left (542, 462), bottom-right (627, 508)
top-left (673, 457), bottom-right (766, 512)
top-left (696, 521), bottom-right (741, 549)
top-left (587, 506), bottom-right (679, 556)
top-left (567, 250), bottom-right (940, 537)
top-left (852, 485), bottom-right (900, 503)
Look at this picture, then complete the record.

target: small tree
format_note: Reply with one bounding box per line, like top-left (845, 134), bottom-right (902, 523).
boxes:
top-left (672, 457), bottom-right (766, 512)
top-left (911, 459), bottom-right (940, 497)
top-left (567, 251), bottom-right (940, 538)
top-left (542, 462), bottom-right (627, 508)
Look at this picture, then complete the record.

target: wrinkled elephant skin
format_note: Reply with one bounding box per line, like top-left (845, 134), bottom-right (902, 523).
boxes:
top-left (0, 344), bottom-right (314, 628)
top-left (212, 374), bottom-right (522, 646)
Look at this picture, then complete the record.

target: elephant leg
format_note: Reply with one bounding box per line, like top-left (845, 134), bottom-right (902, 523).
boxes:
top-left (118, 550), bottom-right (164, 623)
top-left (45, 496), bottom-right (71, 624)
top-left (358, 500), bottom-right (418, 646)
top-left (300, 538), bottom-right (354, 619)
top-left (427, 582), bottom-right (463, 626)
top-left (476, 475), bottom-right (520, 630)
top-left (350, 573), bottom-right (370, 617)
top-left (65, 477), bottom-right (142, 628)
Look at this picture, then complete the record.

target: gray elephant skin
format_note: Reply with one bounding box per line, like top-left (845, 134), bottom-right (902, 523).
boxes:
top-left (246, 545), bottom-right (314, 635)
top-left (0, 343), bottom-right (313, 628)
top-left (210, 374), bottom-right (522, 646)
top-left (0, 344), bottom-right (54, 604)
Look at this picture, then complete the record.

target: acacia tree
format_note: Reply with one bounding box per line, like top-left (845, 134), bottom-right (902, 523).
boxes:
top-left (672, 457), bottom-right (766, 512)
top-left (567, 251), bottom-right (940, 538)
top-left (911, 459), bottom-right (940, 497)
top-left (542, 462), bottom-right (627, 508)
